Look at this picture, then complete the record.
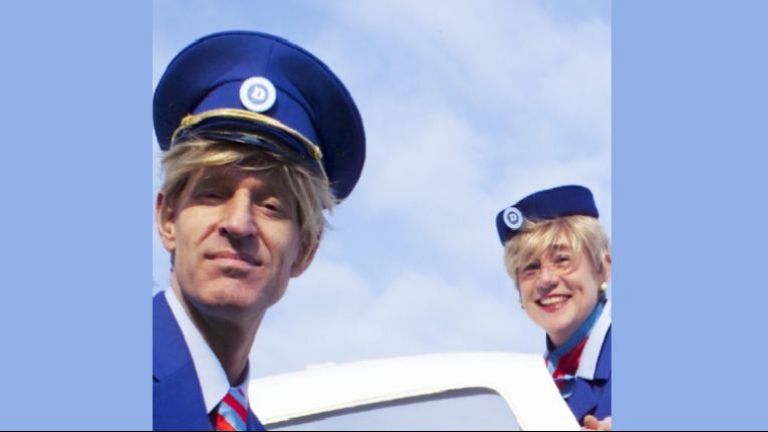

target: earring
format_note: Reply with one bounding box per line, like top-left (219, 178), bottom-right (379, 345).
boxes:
top-left (519, 300), bottom-right (525, 310)
top-left (600, 282), bottom-right (608, 292)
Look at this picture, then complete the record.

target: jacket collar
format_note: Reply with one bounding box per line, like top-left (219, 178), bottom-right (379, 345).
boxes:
top-left (576, 300), bottom-right (611, 380)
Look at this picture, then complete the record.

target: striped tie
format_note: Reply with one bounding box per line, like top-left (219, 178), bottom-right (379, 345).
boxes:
top-left (214, 387), bottom-right (249, 431)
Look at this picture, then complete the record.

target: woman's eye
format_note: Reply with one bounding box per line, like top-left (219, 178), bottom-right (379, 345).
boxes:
top-left (522, 262), bottom-right (540, 273)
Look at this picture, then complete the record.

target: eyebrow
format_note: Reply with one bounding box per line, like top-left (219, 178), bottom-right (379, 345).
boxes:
top-left (189, 168), bottom-right (294, 202)
top-left (549, 243), bottom-right (572, 251)
top-left (191, 173), bottom-right (230, 191)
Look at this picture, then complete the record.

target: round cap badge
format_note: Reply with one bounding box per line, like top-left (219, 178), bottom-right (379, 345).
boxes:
top-left (502, 206), bottom-right (523, 230)
top-left (239, 76), bottom-right (277, 113)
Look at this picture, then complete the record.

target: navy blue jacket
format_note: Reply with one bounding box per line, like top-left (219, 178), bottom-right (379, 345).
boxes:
top-left (567, 327), bottom-right (611, 423)
top-left (153, 293), bottom-right (265, 431)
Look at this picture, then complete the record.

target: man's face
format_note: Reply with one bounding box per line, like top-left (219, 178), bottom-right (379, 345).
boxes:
top-left (158, 166), bottom-right (310, 323)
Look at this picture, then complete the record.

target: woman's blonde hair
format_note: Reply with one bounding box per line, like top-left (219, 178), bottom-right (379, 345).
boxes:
top-left (503, 215), bottom-right (610, 289)
top-left (159, 137), bottom-right (336, 262)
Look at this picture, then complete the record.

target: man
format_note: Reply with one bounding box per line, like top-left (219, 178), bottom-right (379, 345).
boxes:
top-left (152, 31), bottom-right (365, 431)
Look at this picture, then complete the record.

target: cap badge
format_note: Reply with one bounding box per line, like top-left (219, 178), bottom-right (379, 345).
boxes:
top-left (502, 206), bottom-right (523, 230)
top-left (239, 76), bottom-right (277, 113)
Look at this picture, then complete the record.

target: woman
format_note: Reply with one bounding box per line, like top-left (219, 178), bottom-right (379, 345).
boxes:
top-left (496, 185), bottom-right (612, 430)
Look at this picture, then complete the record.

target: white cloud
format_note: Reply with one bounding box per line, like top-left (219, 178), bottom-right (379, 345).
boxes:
top-left (154, 0), bottom-right (611, 376)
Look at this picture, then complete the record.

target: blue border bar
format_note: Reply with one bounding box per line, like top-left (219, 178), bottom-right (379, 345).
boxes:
top-left (615, 0), bottom-right (768, 428)
top-left (0, 1), bottom-right (151, 429)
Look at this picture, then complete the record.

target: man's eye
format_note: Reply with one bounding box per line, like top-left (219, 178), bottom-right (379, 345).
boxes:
top-left (262, 202), bottom-right (284, 215)
top-left (197, 190), bottom-right (224, 200)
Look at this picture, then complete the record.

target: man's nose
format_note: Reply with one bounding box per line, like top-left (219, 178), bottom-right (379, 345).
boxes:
top-left (219, 190), bottom-right (257, 238)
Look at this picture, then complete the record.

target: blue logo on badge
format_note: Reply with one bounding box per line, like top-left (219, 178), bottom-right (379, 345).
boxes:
top-left (503, 206), bottom-right (523, 230)
top-left (240, 77), bottom-right (276, 112)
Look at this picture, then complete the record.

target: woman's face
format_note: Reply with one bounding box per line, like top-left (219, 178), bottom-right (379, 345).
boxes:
top-left (517, 236), bottom-right (610, 347)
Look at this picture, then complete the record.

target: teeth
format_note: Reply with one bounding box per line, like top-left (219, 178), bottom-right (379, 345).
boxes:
top-left (539, 296), bottom-right (568, 306)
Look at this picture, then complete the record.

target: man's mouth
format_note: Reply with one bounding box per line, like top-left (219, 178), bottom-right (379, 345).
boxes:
top-left (206, 251), bottom-right (260, 266)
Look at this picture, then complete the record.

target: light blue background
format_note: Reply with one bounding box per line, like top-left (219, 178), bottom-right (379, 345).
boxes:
top-left (0, 1), bottom-right (151, 429)
top-left (614, 0), bottom-right (768, 429)
top-left (1, 0), bottom-right (767, 429)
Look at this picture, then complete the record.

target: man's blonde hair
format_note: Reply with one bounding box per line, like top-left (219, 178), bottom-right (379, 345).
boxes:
top-left (503, 215), bottom-right (610, 289)
top-left (159, 137), bottom-right (336, 263)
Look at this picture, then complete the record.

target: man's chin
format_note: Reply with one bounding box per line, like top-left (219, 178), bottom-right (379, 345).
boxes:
top-left (178, 276), bottom-right (287, 319)
top-left (191, 284), bottom-right (269, 315)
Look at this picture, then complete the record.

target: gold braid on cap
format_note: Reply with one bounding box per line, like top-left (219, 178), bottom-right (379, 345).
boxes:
top-left (171, 108), bottom-right (324, 162)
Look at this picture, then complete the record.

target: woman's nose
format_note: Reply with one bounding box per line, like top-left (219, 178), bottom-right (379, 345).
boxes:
top-left (537, 265), bottom-right (559, 289)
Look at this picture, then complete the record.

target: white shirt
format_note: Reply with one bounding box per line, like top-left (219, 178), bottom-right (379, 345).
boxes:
top-left (165, 289), bottom-right (250, 414)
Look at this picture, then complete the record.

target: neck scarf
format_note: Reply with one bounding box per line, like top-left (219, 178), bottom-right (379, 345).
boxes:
top-left (545, 300), bottom-right (606, 399)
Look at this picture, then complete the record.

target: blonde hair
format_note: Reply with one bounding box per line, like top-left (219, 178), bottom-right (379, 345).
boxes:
top-left (159, 137), bottom-right (336, 262)
top-left (503, 215), bottom-right (610, 289)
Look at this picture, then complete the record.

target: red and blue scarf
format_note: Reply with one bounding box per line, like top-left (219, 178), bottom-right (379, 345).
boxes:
top-left (545, 300), bottom-right (606, 400)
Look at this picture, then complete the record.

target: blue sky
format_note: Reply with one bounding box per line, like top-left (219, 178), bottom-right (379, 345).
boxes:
top-left (152, 0), bottom-right (611, 378)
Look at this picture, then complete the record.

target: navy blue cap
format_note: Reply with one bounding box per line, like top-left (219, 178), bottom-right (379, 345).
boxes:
top-left (153, 31), bottom-right (365, 201)
top-left (495, 185), bottom-right (599, 245)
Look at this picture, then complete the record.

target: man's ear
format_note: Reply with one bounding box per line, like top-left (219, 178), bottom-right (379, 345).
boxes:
top-left (156, 192), bottom-right (176, 253)
top-left (290, 233), bottom-right (321, 277)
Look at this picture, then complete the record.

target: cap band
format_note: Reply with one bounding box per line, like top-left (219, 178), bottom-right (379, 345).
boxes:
top-left (172, 108), bottom-right (323, 161)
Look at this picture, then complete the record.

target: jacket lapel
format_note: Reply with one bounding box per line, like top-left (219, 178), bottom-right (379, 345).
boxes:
top-left (567, 328), bottom-right (611, 422)
top-left (153, 293), bottom-right (212, 431)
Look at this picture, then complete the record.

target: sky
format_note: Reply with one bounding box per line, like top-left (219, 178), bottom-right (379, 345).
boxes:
top-left (152, 0), bottom-right (611, 378)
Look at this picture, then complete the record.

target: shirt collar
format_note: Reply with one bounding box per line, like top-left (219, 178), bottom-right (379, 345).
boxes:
top-left (164, 289), bottom-right (250, 414)
top-left (575, 299), bottom-right (611, 380)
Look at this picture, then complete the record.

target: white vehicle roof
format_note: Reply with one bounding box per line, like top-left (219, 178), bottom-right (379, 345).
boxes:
top-left (250, 352), bottom-right (579, 431)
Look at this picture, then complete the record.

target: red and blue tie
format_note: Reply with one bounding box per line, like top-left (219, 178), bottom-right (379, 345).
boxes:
top-left (214, 387), bottom-right (249, 431)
